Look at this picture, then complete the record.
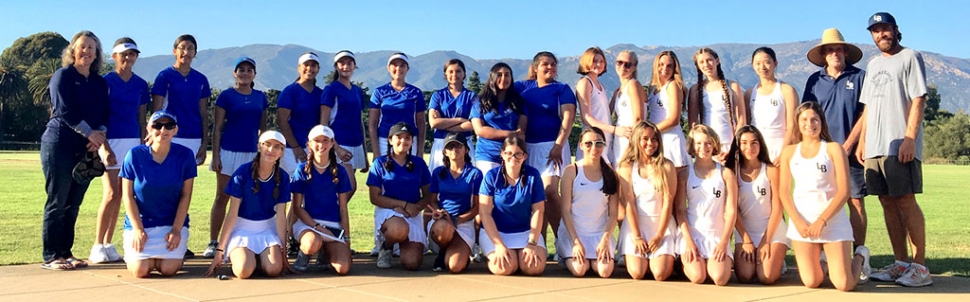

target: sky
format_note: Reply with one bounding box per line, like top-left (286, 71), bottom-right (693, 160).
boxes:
top-left (2, 0), bottom-right (967, 60)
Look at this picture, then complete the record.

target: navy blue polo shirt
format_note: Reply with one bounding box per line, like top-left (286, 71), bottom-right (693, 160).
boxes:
top-left (44, 66), bottom-right (109, 143)
top-left (802, 65), bottom-right (866, 146)
top-left (226, 162), bottom-right (292, 221)
top-left (430, 163), bottom-right (483, 217)
top-left (291, 162), bottom-right (353, 222)
top-left (480, 165), bottom-right (546, 233)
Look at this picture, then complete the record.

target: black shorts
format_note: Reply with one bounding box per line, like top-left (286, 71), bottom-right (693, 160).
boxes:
top-left (864, 156), bottom-right (922, 197)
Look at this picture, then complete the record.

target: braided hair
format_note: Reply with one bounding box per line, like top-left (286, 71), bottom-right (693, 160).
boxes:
top-left (384, 135), bottom-right (415, 172)
top-left (693, 48), bottom-right (735, 128)
top-left (303, 140), bottom-right (340, 184)
top-left (251, 152), bottom-right (283, 200)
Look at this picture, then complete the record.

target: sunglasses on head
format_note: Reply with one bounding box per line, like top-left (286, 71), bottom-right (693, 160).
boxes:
top-left (151, 122), bottom-right (177, 130)
top-left (615, 60), bottom-right (633, 69)
top-left (583, 140), bottom-right (607, 148)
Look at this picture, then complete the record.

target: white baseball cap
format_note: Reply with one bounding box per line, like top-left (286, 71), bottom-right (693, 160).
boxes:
top-left (259, 130), bottom-right (286, 146)
top-left (387, 53), bottom-right (409, 66)
top-left (112, 43), bottom-right (139, 54)
top-left (298, 52), bottom-right (319, 65)
top-left (308, 125), bottom-right (335, 140)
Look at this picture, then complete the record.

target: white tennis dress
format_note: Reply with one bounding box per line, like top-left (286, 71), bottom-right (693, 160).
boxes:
top-left (683, 162), bottom-right (732, 259)
top-left (786, 142), bottom-right (853, 243)
top-left (612, 81), bottom-right (636, 165)
top-left (576, 76), bottom-right (612, 163)
top-left (701, 87), bottom-right (734, 152)
top-left (556, 164), bottom-right (614, 259)
top-left (749, 82), bottom-right (787, 162)
top-left (734, 163), bottom-right (789, 247)
top-left (647, 82), bottom-right (690, 167)
top-left (618, 162), bottom-right (678, 258)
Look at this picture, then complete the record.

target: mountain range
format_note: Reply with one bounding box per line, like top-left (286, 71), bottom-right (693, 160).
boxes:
top-left (130, 42), bottom-right (970, 113)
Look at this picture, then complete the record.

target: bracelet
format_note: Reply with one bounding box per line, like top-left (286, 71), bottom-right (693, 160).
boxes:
top-left (314, 223), bottom-right (321, 227)
top-left (527, 239), bottom-right (537, 246)
top-left (215, 248), bottom-right (224, 252)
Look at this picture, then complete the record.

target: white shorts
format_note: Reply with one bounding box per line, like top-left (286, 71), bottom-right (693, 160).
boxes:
top-left (123, 226), bottom-right (189, 261)
top-left (374, 207), bottom-right (427, 247)
top-left (379, 137), bottom-right (418, 156)
top-left (102, 138), bottom-right (143, 170)
top-left (171, 138), bottom-right (202, 165)
top-left (526, 141), bottom-right (571, 178)
top-left (679, 229), bottom-right (734, 260)
top-left (280, 147), bottom-right (308, 177)
top-left (618, 215), bottom-right (678, 259)
top-left (337, 144), bottom-right (367, 170)
top-left (427, 219), bottom-right (476, 251)
top-left (734, 218), bottom-right (790, 248)
top-left (555, 223), bottom-right (614, 260)
top-left (661, 130), bottom-right (690, 167)
top-left (225, 217), bottom-right (282, 260)
top-left (428, 137), bottom-right (476, 173)
top-left (214, 149), bottom-right (256, 176)
top-left (293, 219), bottom-right (346, 244)
top-left (474, 161), bottom-right (501, 175)
top-left (479, 229), bottom-right (545, 256)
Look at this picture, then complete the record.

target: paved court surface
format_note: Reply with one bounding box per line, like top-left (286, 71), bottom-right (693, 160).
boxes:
top-left (1, 255), bottom-right (967, 301)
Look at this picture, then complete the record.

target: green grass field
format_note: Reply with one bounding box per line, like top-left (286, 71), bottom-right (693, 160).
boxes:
top-left (1, 151), bottom-right (967, 277)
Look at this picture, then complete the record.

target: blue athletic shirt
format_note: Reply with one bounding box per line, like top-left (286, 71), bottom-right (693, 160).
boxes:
top-left (515, 80), bottom-right (576, 143)
top-left (429, 87), bottom-right (477, 139)
top-left (278, 82), bottom-right (323, 148)
top-left (320, 81), bottom-right (365, 146)
top-left (367, 155), bottom-right (431, 205)
top-left (369, 83), bottom-right (426, 138)
top-left (104, 71), bottom-right (150, 139)
top-left (215, 88), bottom-right (268, 152)
top-left (479, 165), bottom-right (546, 233)
top-left (120, 144), bottom-right (197, 230)
top-left (430, 163), bottom-right (483, 217)
top-left (802, 65), bottom-right (866, 147)
top-left (291, 161), bottom-right (353, 222)
top-left (469, 101), bottom-right (523, 163)
top-left (151, 67), bottom-right (211, 139)
top-left (226, 162), bottom-right (292, 221)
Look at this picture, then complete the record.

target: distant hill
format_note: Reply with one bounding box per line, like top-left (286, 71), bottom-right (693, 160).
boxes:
top-left (132, 42), bottom-right (970, 113)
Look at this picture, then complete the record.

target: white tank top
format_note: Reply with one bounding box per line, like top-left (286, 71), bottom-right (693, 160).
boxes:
top-left (749, 82), bottom-right (787, 144)
top-left (701, 86), bottom-right (734, 145)
top-left (570, 164), bottom-right (610, 236)
top-left (614, 81), bottom-right (635, 128)
top-left (581, 76), bottom-right (610, 130)
top-left (738, 162), bottom-right (771, 223)
top-left (648, 82), bottom-right (672, 125)
top-left (631, 161), bottom-right (662, 217)
top-left (790, 141), bottom-right (837, 218)
top-left (686, 162), bottom-right (727, 233)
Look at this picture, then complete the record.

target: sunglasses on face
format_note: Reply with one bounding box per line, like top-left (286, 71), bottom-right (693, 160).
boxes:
top-left (615, 60), bottom-right (633, 69)
top-left (151, 122), bottom-right (177, 130)
top-left (502, 151), bottom-right (526, 159)
top-left (583, 141), bottom-right (607, 148)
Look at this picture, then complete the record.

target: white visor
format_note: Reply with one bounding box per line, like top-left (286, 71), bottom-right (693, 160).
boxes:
top-left (387, 53), bottom-right (409, 66)
top-left (298, 53), bottom-right (320, 65)
top-left (112, 43), bottom-right (139, 54)
top-left (334, 51), bottom-right (355, 63)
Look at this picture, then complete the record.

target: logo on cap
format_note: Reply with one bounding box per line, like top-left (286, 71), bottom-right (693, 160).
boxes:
top-left (873, 15), bottom-right (882, 22)
top-left (401, 126), bottom-right (408, 131)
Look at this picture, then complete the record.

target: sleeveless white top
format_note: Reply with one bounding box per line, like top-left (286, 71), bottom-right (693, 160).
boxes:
top-left (581, 76), bottom-right (611, 130)
top-left (614, 81), bottom-right (635, 128)
top-left (787, 141), bottom-right (853, 242)
top-left (570, 164), bottom-right (610, 236)
top-left (701, 86), bottom-right (734, 148)
top-left (648, 82), bottom-right (673, 125)
top-left (749, 82), bottom-right (787, 160)
top-left (686, 162), bottom-right (727, 233)
top-left (738, 163), bottom-right (771, 224)
top-left (631, 161), bottom-right (662, 217)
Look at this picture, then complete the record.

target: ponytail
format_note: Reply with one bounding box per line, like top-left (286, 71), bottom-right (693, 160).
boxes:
top-left (329, 147), bottom-right (339, 184)
top-left (599, 157), bottom-right (618, 195)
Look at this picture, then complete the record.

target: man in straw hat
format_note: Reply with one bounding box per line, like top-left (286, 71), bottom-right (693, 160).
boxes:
top-left (855, 12), bottom-right (931, 287)
top-left (802, 27), bottom-right (869, 280)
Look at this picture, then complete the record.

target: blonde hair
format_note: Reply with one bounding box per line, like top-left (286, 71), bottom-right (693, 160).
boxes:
top-left (576, 47), bottom-right (606, 76)
top-left (619, 121), bottom-right (669, 196)
top-left (61, 30), bottom-right (103, 74)
top-left (649, 50), bottom-right (686, 97)
top-left (686, 124), bottom-right (722, 158)
top-left (617, 50), bottom-right (638, 80)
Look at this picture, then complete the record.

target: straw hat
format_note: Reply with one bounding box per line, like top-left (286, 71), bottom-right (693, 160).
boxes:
top-left (806, 28), bottom-right (863, 67)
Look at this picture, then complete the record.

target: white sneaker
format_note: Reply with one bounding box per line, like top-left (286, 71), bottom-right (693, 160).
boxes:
top-left (104, 244), bottom-right (123, 262)
top-left (202, 240), bottom-right (218, 259)
top-left (855, 246), bottom-right (871, 284)
top-left (895, 263), bottom-right (933, 287)
top-left (377, 249), bottom-right (392, 269)
top-left (369, 246), bottom-right (380, 257)
top-left (870, 261), bottom-right (909, 282)
top-left (89, 244), bottom-right (109, 264)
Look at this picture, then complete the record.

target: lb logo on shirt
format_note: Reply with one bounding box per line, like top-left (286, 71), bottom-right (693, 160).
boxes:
top-left (657, 99), bottom-right (664, 107)
top-left (757, 186), bottom-right (767, 196)
top-left (817, 163), bottom-right (828, 173)
top-left (770, 98), bottom-right (780, 106)
top-left (713, 187), bottom-right (722, 198)
top-left (846, 82), bottom-right (855, 90)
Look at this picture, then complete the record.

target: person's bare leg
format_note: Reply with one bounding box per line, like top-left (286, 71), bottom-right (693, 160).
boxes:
top-left (791, 241), bottom-right (824, 288)
top-left (823, 241), bottom-right (859, 292)
top-left (848, 197), bottom-right (867, 246)
top-left (879, 196), bottom-right (910, 262)
top-left (542, 176), bottom-right (561, 242)
top-left (209, 174), bottom-right (231, 241)
top-left (896, 194), bottom-right (926, 265)
top-left (230, 248), bottom-right (257, 279)
top-left (325, 241), bottom-right (353, 275)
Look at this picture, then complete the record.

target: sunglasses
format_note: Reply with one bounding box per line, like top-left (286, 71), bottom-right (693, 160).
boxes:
top-left (615, 60), bottom-right (633, 69)
top-left (502, 151), bottom-right (526, 159)
top-left (151, 122), bottom-right (177, 130)
top-left (583, 141), bottom-right (607, 148)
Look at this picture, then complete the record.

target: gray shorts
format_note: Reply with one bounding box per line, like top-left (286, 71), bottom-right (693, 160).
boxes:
top-left (864, 156), bottom-right (922, 197)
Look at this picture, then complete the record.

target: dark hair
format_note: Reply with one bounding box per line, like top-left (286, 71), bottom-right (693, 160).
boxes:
top-left (443, 59), bottom-right (467, 84)
top-left (297, 51), bottom-right (318, 87)
top-left (303, 139), bottom-right (340, 184)
top-left (384, 133), bottom-right (415, 172)
top-left (793, 102), bottom-right (834, 143)
top-left (331, 50), bottom-right (356, 83)
top-left (235, 61), bottom-right (256, 89)
top-left (173, 34), bottom-right (197, 49)
top-left (498, 135), bottom-right (528, 188)
top-left (751, 47), bottom-right (777, 63)
top-left (438, 141), bottom-right (472, 179)
top-left (389, 52), bottom-right (409, 68)
top-left (250, 152), bottom-right (283, 200)
top-left (693, 47), bottom-right (735, 128)
top-left (479, 63), bottom-right (524, 114)
top-left (578, 127), bottom-right (618, 195)
top-left (114, 37), bottom-right (137, 47)
top-left (725, 125), bottom-right (772, 169)
top-left (526, 51), bottom-right (557, 80)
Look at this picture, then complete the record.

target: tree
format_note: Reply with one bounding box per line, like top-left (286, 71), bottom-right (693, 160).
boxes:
top-left (924, 84), bottom-right (942, 122)
top-left (467, 71), bottom-right (483, 94)
top-left (264, 88), bottom-right (280, 129)
top-left (924, 112), bottom-right (970, 161)
top-left (0, 32), bottom-right (67, 142)
top-left (0, 32), bottom-right (68, 69)
top-left (26, 58), bottom-right (60, 107)
top-left (0, 57), bottom-right (27, 141)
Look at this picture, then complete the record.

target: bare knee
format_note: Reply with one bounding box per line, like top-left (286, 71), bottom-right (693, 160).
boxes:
top-left (430, 221), bottom-right (454, 244)
top-left (381, 218), bottom-right (409, 243)
top-left (127, 262), bottom-right (151, 278)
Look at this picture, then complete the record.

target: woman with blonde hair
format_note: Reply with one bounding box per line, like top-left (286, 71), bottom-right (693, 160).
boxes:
top-left (646, 50), bottom-right (690, 169)
top-left (610, 50), bottom-right (644, 165)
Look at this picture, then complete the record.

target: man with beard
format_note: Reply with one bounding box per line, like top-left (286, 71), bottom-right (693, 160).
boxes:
top-left (855, 12), bottom-right (931, 287)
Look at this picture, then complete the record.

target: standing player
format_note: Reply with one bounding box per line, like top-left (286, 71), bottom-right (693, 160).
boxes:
top-left (574, 47), bottom-right (614, 163)
top-left (320, 50), bottom-right (368, 195)
top-left (688, 48), bottom-right (747, 161)
top-left (610, 50), bottom-right (644, 166)
top-left (745, 47), bottom-right (798, 164)
top-left (369, 53), bottom-right (426, 158)
top-left (428, 59), bottom-right (477, 172)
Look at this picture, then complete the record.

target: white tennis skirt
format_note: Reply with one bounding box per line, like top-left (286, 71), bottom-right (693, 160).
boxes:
top-left (427, 219), bottom-right (476, 251)
top-left (214, 149), bottom-right (256, 176)
top-left (338, 144), bottom-right (367, 170)
top-left (555, 223), bottom-right (614, 260)
top-left (171, 138), bottom-right (202, 165)
top-left (661, 130), bottom-right (691, 167)
top-left (374, 207), bottom-right (427, 246)
top-left (280, 147), bottom-right (308, 177)
top-left (611, 135), bottom-right (630, 168)
top-left (102, 138), bottom-right (143, 170)
top-left (474, 161), bottom-right (501, 175)
top-left (618, 215), bottom-right (678, 259)
top-left (679, 228), bottom-right (734, 260)
top-left (293, 219), bottom-right (346, 244)
top-left (526, 141), bottom-right (571, 178)
top-left (225, 217), bottom-right (282, 260)
top-left (786, 200), bottom-right (853, 243)
top-left (734, 218), bottom-right (790, 248)
top-left (479, 229), bottom-right (545, 256)
top-left (428, 137), bottom-right (476, 173)
top-left (122, 226), bottom-right (189, 261)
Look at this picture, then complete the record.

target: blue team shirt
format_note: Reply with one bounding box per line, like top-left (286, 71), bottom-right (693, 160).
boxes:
top-left (480, 165), bottom-right (546, 233)
top-left (278, 82), bottom-right (323, 148)
top-left (369, 83), bottom-right (426, 138)
top-left (215, 88), bottom-right (268, 152)
top-left (469, 101), bottom-right (522, 163)
top-left (226, 162), bottom-right (292, 221)
top-left (151, 67), bottom-right (211, 139)
top-left (430, 163), bottom-right (483, 217)
top-left (367, 155), bottom-right (431, 205)
top-left (320, 81), bottom-right (365, 146)
top-left (429, 87), bottom-right (477, 139)
top-left (515, 80), bottom-right (576, 143)
top-left (43, 66), bottom-right (109, 143)
top-left (119, 144), bottom-right (197, 230)
top-left (104, 71), bottom-right (150, 139)
top-left (291, 162), bottom-right (353, 222)
top-left (802, 65), bottom-right (866, 146)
